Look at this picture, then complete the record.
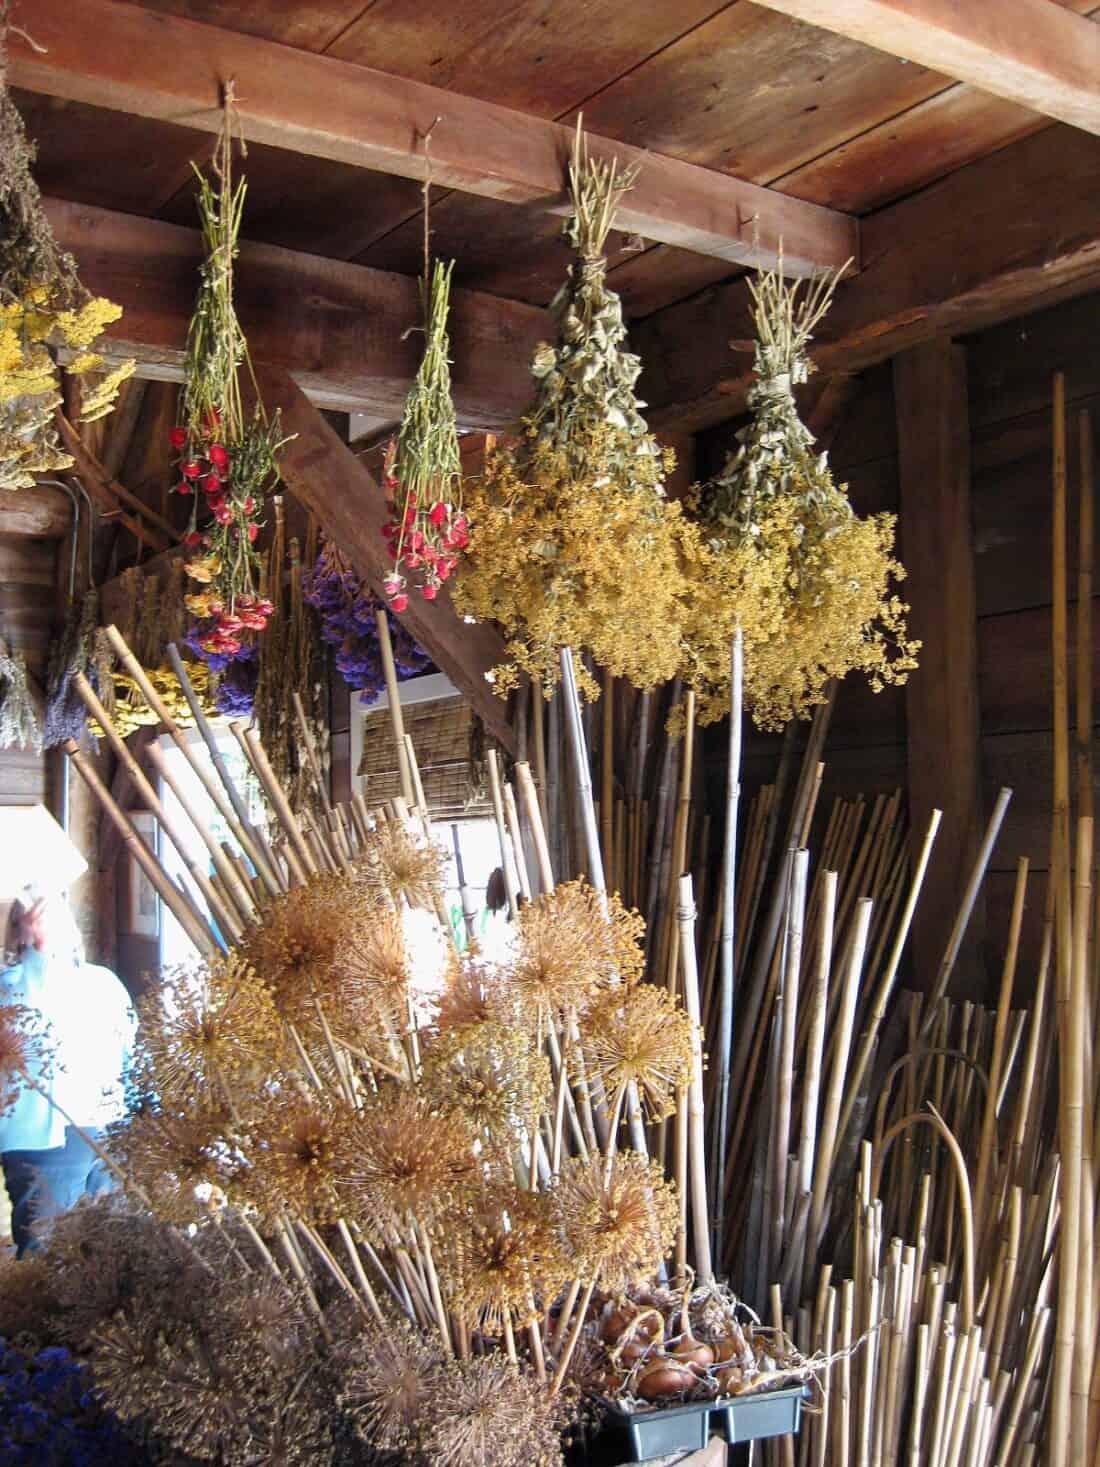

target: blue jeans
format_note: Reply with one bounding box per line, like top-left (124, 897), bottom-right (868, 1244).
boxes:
top-left (1, 1127), bottom-right (112, 1257)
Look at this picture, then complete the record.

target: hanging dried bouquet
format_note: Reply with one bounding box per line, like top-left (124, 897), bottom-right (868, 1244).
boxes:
top-left (688, 264), bottom-right (919, 729)
top-left (173, 101), bottom-right (284, 662)
top-left (383, 258), bottom-right (469, 609)
top-left (455, 125), bottom-right (702, 701)
top-left (0, 19), bottom-right (134, 490)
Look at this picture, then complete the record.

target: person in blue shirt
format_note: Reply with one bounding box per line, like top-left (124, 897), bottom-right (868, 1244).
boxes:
top-left (0, 892), bottom-right (135, 1256)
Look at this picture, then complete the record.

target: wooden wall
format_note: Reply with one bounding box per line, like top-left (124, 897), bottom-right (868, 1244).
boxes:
top-left (700, 289), bottom-right (1100, 997)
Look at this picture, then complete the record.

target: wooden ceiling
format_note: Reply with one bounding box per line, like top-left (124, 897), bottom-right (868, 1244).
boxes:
top-left (8, 0), bottom-right (1100, 438)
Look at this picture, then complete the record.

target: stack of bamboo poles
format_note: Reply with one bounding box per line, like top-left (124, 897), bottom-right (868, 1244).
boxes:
top-left (517, 392), bottom-right (1097, 1464)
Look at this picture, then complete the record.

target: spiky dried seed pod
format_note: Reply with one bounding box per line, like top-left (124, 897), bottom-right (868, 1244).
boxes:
top-left (553, 1153), bottom-right (679, 1294)
top-left (440, 1182), bottom-right (568, 1332)
top-left (337, 1083), bottom-right (476, 1239)
top-left (585, 982), bottom-right (695, 1122)
top-left (512, 880), bottom-right (640, 1017)
top-left (419, 1354), bottom-right (565, 1467)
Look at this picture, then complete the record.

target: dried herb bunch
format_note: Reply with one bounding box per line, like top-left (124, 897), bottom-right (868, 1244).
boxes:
top-left (0, 634), bottom-right (41, 752)
top-left (0, 19), bottom-right (134, 490)
top-left (691, 263), bottom-right (919, 729)
top-left (455, 124), bottom-right (703, 700)
top-left (383, 259), bottom-right (469, 609)
top-left (174, 102), bottom-right (284, 661)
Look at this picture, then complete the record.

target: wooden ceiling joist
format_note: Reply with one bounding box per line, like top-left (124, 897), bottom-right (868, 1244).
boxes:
top-left (10, 0), bottom-right (857, 279)
top-left (252, 365), bottom-right (516, 753)
top-left (639, 122), bottom-right (1100, 431)
top-left (749, 0), bottom-right (1100, 136)
top-left (44, 197), bottom-right (549, 428)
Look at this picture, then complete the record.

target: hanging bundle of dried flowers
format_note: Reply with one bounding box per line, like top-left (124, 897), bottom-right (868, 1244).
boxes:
top-left (0, 634), bottom-right (41, 752)
top-left (382, 259), bottom-right (469, 609)
top-left (691, 263), bottom-right (919, 729)
top-left (0, 20), bottom-right (134, 490)
top-left (91, 564), bottom-right (219, 739)
top-left (455, 124), bottom-right (701, 701)
top-left (173, 99), bottom-right (284, 660)
top-left (304, 531), bottom-right (431, 700)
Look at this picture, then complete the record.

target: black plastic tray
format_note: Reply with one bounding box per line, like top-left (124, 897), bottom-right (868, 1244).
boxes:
top-left (607, 1383), bottom-right (807, 1462)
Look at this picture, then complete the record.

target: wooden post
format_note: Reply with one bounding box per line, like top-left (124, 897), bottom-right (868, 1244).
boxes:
top-left (893, 339), bottom-right (986, 996)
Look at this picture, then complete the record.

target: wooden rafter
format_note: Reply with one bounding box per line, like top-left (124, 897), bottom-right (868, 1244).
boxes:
top-left (10, 0), bottom-right (857, 278)
top-left (750, 0), bottom-right (1100, 136)
top-left (638, 121), bottom-right (1100, 431)
top-left (44, 197), bottom-right (549, 429)
top-left (252, 365), bottom-right (517, 753)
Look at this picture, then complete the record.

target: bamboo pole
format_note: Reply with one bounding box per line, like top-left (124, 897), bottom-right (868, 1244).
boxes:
top-left (531, 675), bottom-right (549, 830)
top-left (72, 671), bottom-right (241, 943)
top-left (975, 857), bottom-right (1029, 1241)
top-left (770, 848), bottom-right (808, 1286)
top-left (601, 667), bottom-right (614, 877)
top-left (677, 873), bottom-right (712, 1283)
top-left (920, 789), bottom-right (1013, 1029)
top-left (63, 738), bottom-right (219, 957)
top-left (375, 607), bottom-right (415, 807)
top-left (486, 748), bottom-right (520, 918)
top-left (711, 625), bottom-right (743, 1244)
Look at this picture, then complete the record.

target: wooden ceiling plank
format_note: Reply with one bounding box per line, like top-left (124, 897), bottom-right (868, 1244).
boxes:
top-left (749, 0), bottom-right (1100, 135)
top-left (637, 122), bottom-right (1100, 431)
top-left (251, 365), bottom-right (516, 752)
top-left (44, 196), bottom-right (550, 428)
top-left (8, 0), bottom-right (856, 276)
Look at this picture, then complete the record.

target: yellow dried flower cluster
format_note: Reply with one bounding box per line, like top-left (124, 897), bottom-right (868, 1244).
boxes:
top-left (687, 265), bottom-right (919, 730)
top-left (0, 287), bottom-right (134, 490)
top-left (456, 429), bottom-right (700, 701)
top-left (0, 81), bottom-right (135, 487)
top-left (453, 127), bottom-right (706, 701)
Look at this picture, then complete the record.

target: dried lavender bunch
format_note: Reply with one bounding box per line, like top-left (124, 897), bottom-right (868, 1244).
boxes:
top-left (44, 587), bottom-right (99, 747)
top-left (304, 535), bottom-right (431, 702)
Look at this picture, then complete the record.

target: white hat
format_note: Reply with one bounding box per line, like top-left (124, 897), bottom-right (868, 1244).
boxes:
top-left (0, 804), bottom-right (88, 898)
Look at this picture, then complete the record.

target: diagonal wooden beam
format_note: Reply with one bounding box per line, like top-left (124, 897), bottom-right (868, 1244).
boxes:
top-left (750, 0), bottom-right (1100, 135)
top-left (639, 122), bottom-right (1100, 432)
top-left (44, 196), bottom-right (548, 430)
top-left (251, 365), bottom-right (516, 752)
top-left (10, 0), bottom-right (857, 278)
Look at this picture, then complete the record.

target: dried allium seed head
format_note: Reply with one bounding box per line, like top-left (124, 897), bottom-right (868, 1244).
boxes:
top-left (337, 904), bottom-right (412, 1034)
top-left (135, 955), bottom-right (282, 1109)
top-left (106, 1107), bottom-right (235, 1225)
top-left (554, 1153), bottom-right (678, 1294)
top-left (238, 1088), bottom-right (356, 1224)
top-left (421, 1021), bottom-right (550, 1154)
top-left (0, 1002), bottom-right (34, 1112)
top-left (341, 1315), bottom-right (443, 1453)
top-left (512, 880), bottom-right (637, 1017)
top-left (441, 1183), bottom-right (568, 1332)
top-left (586, 983), bottom-right (694, 1121)
top-left (338, 1083), bottom-right (476, 1238)
top-left (434, 952), bottom-right (514, 1040)
top-left (239, 874), bottom-right (366, 1030)
top-left (358, 818), bottom-right (447, 911)
top-left (419, 1354), bottom-right (564, 1467)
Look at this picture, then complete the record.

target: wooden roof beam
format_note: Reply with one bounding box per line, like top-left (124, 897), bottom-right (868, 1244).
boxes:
top-left (44, 196), bottom-right (549, 429)
top-left (638, 122), bottom-right (1100, 432)
top-left (10, 0), bottom-right (857, 278)
top-left (749, 0), bottom-right (1100, 136)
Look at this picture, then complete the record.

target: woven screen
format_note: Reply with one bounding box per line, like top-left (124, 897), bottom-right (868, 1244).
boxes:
top-left (357, 695), bottom-right (489, 820)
